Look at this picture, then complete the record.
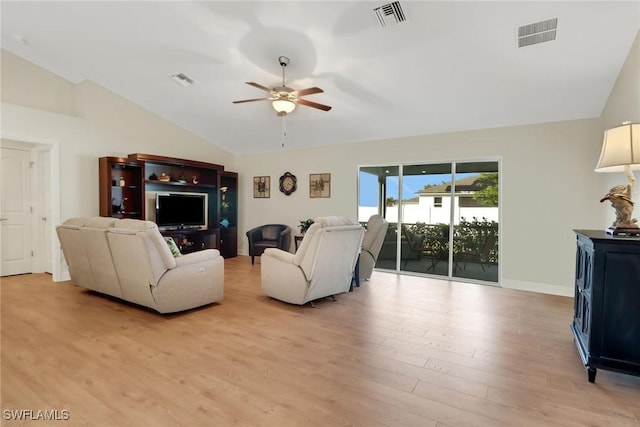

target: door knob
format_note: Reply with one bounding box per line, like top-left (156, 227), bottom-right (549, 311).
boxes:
top-left (0, 218), bottom-right (8, 221)
top-left (41, 217), bottom-right (48, 221)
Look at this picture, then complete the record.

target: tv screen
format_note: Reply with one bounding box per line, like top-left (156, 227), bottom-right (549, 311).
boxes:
top-left (155, 192), bottom-right (208, 230)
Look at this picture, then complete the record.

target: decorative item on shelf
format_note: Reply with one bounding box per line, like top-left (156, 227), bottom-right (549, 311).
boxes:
top-left (149, 173), bottom-right (158, 180)
top-left (158, 173), bottom-right (170, 182)
top-left (309, 173), bottom-right (331, 198)
top-left (299, 218), bottom-right (314, 235)
top-left (279, 172), bottom-right (297, 195)
top-left (119, 177), bottom-right (126, 187)
top-left (220, 186), bottom-right (231, 212)
top-left (178, 173), bottom-right (187, 183)
top-left (192, 176), bottom-right (198, 184)
top-left (220, 218), bottom-right (230, 228)
top-left (595, 122), bottom-right (640, 235)
top-left (119, 197), bottom-right (128, 214)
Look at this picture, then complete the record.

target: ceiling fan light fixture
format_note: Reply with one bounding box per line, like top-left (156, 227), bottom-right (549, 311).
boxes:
top-left (272, 99), bottom-right (296, 114)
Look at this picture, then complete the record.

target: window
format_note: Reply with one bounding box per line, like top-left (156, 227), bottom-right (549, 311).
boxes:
top-left (434, 197), bottom-right (442, 207)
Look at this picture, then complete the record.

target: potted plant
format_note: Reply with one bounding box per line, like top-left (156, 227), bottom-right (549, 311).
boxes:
top-left (299, 218), bottom-right (314, 235)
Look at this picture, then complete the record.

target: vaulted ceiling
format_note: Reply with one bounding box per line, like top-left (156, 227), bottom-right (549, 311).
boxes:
top-left (2, 1), bottom-right (639, 154)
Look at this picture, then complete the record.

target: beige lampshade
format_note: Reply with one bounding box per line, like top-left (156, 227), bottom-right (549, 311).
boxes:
top-left (272, 99), bottom-right (296, 114)
top-left (595, 122), bottom-right (640, 173)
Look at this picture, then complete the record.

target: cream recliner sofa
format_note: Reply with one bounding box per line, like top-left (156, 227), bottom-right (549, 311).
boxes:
top-left (56, 217), bottom-right (224, 313)
top-left (359, 214), bottom-right (389, 281)
top-left (261, 216), bottom-right (364, 306)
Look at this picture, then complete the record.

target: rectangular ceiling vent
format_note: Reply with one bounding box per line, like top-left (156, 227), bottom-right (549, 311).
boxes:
top-left (517, 18), bottom-right (558, 48)
top-left (374, 2), bottom-right (406, 28)
top-left (171, 73), bottom-right (195, 87)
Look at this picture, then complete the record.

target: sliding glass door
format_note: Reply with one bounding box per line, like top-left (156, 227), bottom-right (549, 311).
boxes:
top-left (400, 163), bottom-right (452, 277)
top-left (358, 160), bottom-right (499, 283)
top-left (451, 162), bottom-right (499, 282)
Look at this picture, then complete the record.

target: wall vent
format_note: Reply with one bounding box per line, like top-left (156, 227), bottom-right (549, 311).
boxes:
top-left (374, 2), bottom-right (406, 28)
top-left (517, 18), bottom-right (558, 48)
top-left (171, 73), bottom-right (195, 87)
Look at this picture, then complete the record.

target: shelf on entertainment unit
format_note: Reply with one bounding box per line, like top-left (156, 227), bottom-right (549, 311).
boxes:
top-left (145, 180), bottom-right (217, 189)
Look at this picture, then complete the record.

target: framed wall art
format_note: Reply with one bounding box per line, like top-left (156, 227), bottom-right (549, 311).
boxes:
top-left (253, 176), bottom-right (270, 198)
top-left (309, 173), bottom-right (331, 198)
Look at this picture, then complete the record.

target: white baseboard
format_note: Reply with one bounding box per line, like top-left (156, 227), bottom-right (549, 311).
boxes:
top-left (501, 279), bottom-right (574, 297)
top-left (54, 271), bottom-right (71, 282)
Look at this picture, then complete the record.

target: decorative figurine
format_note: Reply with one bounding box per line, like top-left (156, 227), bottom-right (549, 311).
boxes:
top-left (600, 168), bottom-right (639, 234)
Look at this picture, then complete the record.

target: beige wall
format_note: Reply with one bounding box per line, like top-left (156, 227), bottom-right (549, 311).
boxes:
top-left (3, 29), bottom-right (639, 294)
top-left (601, 31), bottom-right (640, 129)
top-left (237, 119), bottom-right (603, 296)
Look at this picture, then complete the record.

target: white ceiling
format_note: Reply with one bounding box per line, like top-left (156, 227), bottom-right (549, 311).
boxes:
top-left (2, 1), bottom-right (639, 155)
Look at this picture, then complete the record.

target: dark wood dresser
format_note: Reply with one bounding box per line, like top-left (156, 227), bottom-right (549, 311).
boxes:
top-left (571, 230), bottom-right (640, 383)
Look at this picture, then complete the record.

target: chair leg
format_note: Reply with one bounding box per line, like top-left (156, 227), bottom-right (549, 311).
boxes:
top-left (251, 256), bottom-right (255, 265)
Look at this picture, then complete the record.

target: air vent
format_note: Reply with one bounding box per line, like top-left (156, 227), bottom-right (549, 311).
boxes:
top-left (170, 73), bottom-right (194, 87)
top-left (518, 18), bottom-right (558, 48)
top-left (374, 1), bottom-right (406, 28)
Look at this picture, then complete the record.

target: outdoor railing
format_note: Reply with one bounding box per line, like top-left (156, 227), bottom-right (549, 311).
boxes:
top-left (368, 218), bottom-right (498, 265)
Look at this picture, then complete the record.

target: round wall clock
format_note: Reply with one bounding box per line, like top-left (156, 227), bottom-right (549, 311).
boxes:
top-left (279, 172), bottom-right (297, 195)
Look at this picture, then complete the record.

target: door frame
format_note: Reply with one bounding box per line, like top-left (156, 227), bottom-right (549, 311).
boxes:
top-left (0, 136), bottom-right (62, 281)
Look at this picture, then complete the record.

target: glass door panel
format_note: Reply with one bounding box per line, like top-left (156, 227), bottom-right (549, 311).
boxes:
top-left (400, 163), bottom-right (451, 276)
top-left (358, 166), bottom-right (399, 271)
top-left (452, 162), bottom-right (499, 282)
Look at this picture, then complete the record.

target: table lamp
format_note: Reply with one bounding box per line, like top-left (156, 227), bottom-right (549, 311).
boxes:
top-left (595, 122), bottom-right (640, 235)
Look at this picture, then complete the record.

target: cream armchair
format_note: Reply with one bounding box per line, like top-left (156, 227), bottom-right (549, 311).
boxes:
top-left (261, 216), bottom-right (364, 306)
top-left (57, 217), bottom-right (224, 314)
top-left (359, 214), bottom-right (389, 281)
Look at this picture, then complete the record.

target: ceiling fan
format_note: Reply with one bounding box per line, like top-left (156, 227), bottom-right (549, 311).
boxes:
top-left (232, 56), bottom-right (332, 116)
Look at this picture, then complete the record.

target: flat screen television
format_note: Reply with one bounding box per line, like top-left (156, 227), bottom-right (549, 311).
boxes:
top-left (155, 192), bottom-right (208, 230)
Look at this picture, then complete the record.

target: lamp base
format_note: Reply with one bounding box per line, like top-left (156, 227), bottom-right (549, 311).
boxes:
top-left (605, 226), bottom-right (640, 236)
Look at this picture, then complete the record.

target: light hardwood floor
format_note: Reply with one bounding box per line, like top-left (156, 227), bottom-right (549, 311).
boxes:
top-left (2, 256), bottom-right (639, 426)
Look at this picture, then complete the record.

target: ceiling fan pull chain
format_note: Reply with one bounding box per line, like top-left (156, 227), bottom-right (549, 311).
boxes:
top-left (282, 115), bottom-right (287, 148)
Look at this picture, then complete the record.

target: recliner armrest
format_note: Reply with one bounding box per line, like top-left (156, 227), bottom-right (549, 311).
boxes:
top-left (174, 249), bottom-right (221, 268)
top-left (263, 248), bottom-right (295, 264)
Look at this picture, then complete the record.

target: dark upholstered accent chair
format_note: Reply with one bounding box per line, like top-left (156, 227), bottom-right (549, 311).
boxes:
top-left (246, 224), bottom-right (292, 265)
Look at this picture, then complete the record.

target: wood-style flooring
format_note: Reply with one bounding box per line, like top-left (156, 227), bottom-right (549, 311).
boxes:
top-left (1, 256), bottom-right (639, 426)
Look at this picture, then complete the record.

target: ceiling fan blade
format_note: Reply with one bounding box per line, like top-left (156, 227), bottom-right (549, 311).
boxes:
top-left (232, 97), bottom-right (271, 104)
top-left (296, 98), bottom-right (332, 111)
top-left (291, 87), bottom-right (324, 97)
top-left (245, 82), bottom-right (273, 93)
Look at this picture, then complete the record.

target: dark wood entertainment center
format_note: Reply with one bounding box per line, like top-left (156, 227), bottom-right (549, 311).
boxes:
top-left (99, 153), bottom-right (238, 257)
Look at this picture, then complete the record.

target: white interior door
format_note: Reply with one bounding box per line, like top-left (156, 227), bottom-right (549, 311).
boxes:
top-left (1, 147), bottom-right (32, 276)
